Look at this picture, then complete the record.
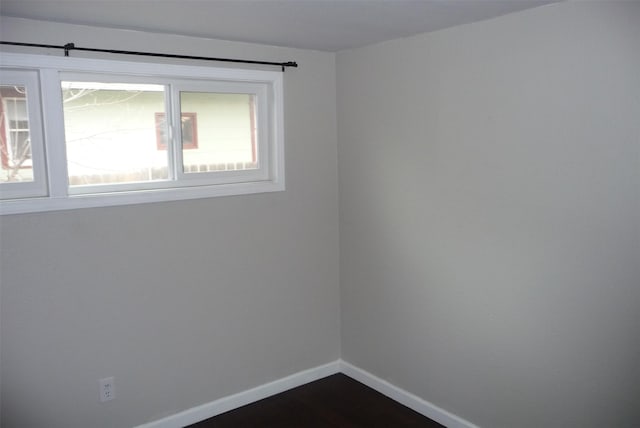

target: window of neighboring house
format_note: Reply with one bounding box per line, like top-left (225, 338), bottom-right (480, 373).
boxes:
top-left (0, 53), bottom-right (285, 214)
top-left (1, 95), bottom-right (32, 170)
top-left (155, 112), bottom-right (198, 150)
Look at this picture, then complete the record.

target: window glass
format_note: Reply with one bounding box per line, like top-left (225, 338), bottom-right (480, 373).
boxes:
top-left (1, 85), bottom-right (34, 182)
top-left (155, 112), bottom-right (198, 150)
top-left (61, 81), bottom-right (168, 186)
top-left (180, 92), bottom-right (257, 173)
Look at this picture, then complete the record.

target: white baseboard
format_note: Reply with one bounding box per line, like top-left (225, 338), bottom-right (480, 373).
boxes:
top-left (134, 360), bottom-right (341, 428)
top-left (339, 359), bottom-right (479, 428)
top-left (135, 359), bottom-right (478, 428)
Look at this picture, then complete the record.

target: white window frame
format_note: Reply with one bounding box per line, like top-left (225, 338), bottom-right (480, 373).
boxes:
top-left (168, 81), bottom-right (270, 186)
top-left (0, 52), bottom-right (285, 215)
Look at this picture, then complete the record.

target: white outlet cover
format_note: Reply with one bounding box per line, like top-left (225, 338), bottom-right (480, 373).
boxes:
top-left (99, 377), bottom-right (115, 402)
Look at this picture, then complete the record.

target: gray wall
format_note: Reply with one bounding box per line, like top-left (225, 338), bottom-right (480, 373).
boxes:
top-left (2, 2), bottom-right (640, 428)
top-left (337, 2), bottom-right (639, 427)
top-left (0, 18), bottom-right (340, 428)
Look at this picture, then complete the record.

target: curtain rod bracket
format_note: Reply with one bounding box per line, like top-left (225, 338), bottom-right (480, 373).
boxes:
top-left (63, 43), bottom-right (75, 57)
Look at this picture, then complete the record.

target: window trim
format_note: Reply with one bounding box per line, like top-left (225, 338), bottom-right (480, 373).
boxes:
top-left (0, 52), bottom-right (285, 215)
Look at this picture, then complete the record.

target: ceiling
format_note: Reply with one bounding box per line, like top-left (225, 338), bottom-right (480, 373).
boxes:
top-left (0, 0), bottom-right (561, 52)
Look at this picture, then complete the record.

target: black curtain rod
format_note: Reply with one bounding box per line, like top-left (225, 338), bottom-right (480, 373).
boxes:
top-left (0, 41), bottom-right (298, 71)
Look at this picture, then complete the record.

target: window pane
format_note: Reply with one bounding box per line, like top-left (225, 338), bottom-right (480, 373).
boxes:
top-left (180, 92), bottom-right (257, 173)
top-left (1, 85), bottom-right (34, 182)
top-left (61, 82), bottom-right (168, 186)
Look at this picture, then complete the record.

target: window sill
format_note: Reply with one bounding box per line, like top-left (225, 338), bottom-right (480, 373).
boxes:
top-left (0, 179), bottom-right (284, 215)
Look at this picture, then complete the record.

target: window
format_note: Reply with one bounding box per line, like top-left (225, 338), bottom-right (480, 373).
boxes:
top-left (0, 69), bottom-right (47, 200)
top-left (0, 53), bottom-right (285, 214)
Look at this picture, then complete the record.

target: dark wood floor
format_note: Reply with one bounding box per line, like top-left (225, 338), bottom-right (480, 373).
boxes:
top-left (188, 373), bottom-right (444, 427)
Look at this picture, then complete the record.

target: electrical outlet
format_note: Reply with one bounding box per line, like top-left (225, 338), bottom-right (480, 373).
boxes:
top-left (99, 377), bottom-right (115, 402)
